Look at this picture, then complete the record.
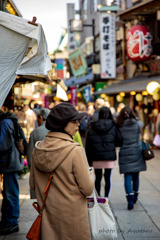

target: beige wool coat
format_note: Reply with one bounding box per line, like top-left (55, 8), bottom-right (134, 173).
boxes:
top-left (30, 132), bottom-right (94, 240)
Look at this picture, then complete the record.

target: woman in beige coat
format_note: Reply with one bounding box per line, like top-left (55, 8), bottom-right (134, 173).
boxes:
top-left (29, 103), bottom-right (94, 240)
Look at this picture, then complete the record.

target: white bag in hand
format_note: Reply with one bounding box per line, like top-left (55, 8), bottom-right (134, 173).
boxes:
top-left (88, 188), bottom-right (117, 240)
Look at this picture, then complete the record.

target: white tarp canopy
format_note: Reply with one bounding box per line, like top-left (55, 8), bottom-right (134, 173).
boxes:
top-left (0, 11), bottom-right (52, 108)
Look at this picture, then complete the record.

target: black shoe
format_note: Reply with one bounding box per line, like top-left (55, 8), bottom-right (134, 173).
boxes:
top-left (133, 192), bottom-right (139, 204)
top-left (0, 221), bottom-right (6, 230)
top-left (0, 224), bottom-right (19, 235)
top-left (126, 194), bottom-right (134, 210)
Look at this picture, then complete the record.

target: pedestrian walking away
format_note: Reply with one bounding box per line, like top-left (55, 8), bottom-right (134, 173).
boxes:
top-left (116, 106), bottom-right (147, 210)
top-left (29, 102), bottom-right (94, 240)
top-left (85, 106), bottom-right (122, 199)
top-left (0, 108), bottom-right (27, 235)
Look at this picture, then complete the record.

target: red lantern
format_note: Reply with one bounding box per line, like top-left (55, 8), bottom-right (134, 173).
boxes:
top-left (127, 25), bottom-right (153, 62)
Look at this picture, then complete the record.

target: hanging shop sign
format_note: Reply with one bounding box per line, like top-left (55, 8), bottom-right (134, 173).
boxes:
top-left (98, 0), bottom-right (119, 12)
top-left (127, 25), bottom-right (153, 62)
top-left (67, 4), bottom-right (77, 53)
top-left (83, 85), bottom-right (92, 103)
top-left (70, 86), bottom-right (77, 106)
top-left (100, 13), bottom-right (116, 79)
top-left (69, 49), bottom-right (87, 77)
top-left (55, 59), bottom-right (65, 79)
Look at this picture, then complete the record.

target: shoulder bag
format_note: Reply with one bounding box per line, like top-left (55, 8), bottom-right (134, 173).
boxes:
top-left (88, 187), bottom-right (117, 240)
top-left (137, 122), bottom-right (154, 161)
top-left (26, 171), bottom-right (54, 240)
top-left (141, 140), bottom-right (154, 160)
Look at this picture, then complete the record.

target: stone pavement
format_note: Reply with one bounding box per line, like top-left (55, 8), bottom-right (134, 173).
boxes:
top-left (110, 149), bottom-right (160, 240)
top-left (0, 149), bottom-right (160, 240)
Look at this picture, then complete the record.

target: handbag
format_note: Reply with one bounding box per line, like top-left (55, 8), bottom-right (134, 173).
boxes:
top-left (137, 122), bottom-right (154, 161)
top-left (142, 140), bottom-right (154, 160)
top-left (88, 188), bottom-right (117, 240)
top-left (26, 171), bottom-right (54, 240)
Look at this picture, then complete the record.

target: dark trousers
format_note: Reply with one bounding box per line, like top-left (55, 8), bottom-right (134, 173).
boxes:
top-left (1, 172), bottom-right (19, 225)
top-left (94, 169), bottom-right (112, 197)
top-left (124, 172), bottom-right (139, 195)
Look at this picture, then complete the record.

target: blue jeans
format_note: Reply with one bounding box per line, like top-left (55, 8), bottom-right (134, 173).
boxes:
top-left (1, 172), bottom-right (19, 225)
top-left (124, 172), bottom-right (139, 195)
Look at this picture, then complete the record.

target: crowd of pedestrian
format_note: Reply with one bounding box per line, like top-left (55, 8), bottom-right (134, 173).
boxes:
top-left (0, 98), bottom-right (159, 237)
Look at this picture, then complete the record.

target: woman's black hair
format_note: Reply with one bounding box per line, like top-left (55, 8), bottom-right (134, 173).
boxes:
top-left (99, 107), bottom-right (113, 120)
top-left (116, 106), bottom-right (136, 127)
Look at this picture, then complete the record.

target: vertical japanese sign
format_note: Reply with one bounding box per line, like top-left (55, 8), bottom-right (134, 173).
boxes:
top-left (100, 13), bottom-right (116, 79)
top-left (67, 4), bottom-right (77, 53)
top-left (70, 86), bottom-right (77, 106)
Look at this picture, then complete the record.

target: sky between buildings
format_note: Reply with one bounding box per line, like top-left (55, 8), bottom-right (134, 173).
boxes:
top-left (13, 0), bottom-right (79, 54)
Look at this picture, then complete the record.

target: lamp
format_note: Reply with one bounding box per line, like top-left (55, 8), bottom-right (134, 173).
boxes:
top-left (153, 93), bottom-right (160, 101)
top-left (142, 91), bottom-right (148, 96)
top-left (100, 93), bottom-right (107, 98)
top-left (130, 91), bottom-right (136, 95)
top-left (146, 81), bottom-right (160, 95)
top-left (120, 92), bottom-right (125, 97)
top-left (116, 95), bottom-right (123, 102)
top-left (135, 93), bottom-right (143, 102)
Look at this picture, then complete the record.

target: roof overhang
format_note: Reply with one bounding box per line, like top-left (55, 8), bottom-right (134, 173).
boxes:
top-left (14, 74), bottom-right (58, 87)
top-left (117, 0), bottom-right (160, 21)
top-left (93, 75), bottom-right (160, 95)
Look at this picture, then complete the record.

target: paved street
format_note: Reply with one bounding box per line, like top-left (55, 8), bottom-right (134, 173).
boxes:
top-left (110, 149), bottom-right (160, 240)
top-left (0, 149), bottom-right (160, 240)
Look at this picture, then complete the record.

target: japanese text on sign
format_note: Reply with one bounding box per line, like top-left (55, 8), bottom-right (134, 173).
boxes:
top-left (100, 13), bottom-right (116, 79)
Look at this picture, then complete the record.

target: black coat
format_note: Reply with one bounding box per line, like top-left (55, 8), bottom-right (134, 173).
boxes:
top-left (85, 119), bottom-right (122, 166)
top-left (0, 112), bottom-right (26, 173)
top-left (118, 118), bottom-right (147, 174)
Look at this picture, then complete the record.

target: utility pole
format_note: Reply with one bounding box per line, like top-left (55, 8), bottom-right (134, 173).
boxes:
top-left (83, 19), bottom-right (96, 96)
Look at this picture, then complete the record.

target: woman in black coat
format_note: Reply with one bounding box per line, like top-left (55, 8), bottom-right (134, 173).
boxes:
top-left (116, 106), bottom-right (147, 210)
top-left (85, 107), bottom-right (122, 199)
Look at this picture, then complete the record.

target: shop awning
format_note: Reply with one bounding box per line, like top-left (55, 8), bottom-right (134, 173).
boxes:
top-left (0, 11), bottom-right (52, 108)
top-left (65, 70), bottom-right (94, 87)
top-left (93, 75), bottom-right (160, 95)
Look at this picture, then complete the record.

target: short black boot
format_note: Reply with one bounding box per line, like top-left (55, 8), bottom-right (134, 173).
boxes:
top-left (126, 194), bottom-right (134, 210)
top-left (133, 191), bottom-right (139, 204)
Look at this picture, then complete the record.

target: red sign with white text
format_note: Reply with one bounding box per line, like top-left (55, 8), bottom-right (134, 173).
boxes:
top-left (127, 25), bottom-right (153, 62)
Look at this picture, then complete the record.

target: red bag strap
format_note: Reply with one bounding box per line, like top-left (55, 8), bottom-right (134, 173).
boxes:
top-left (32, 202), bottom-right (40, 213)
top-left (31, 171), bottom-right (54, 215)
top-left (40, 171), bottom-right (54, 212)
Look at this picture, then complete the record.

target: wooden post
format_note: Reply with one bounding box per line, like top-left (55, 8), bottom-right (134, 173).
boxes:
top-left (122, 24), bottom-right (127, 80)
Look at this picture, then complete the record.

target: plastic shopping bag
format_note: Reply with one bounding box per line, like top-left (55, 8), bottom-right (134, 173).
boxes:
top-left (153, 134), bottom-right (160, 147)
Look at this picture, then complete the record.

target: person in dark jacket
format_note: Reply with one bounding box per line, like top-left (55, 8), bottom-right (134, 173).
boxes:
top-left (85, 106), bottom-right (122, 199)
top-left (116, 106), bottom-right (147, 210)
top-left (27, 108), bottom-right (50, 168)
top-left (27, 107), bottom-right (50, 199)
top-left (0, 110), bottom-right (26, 235)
